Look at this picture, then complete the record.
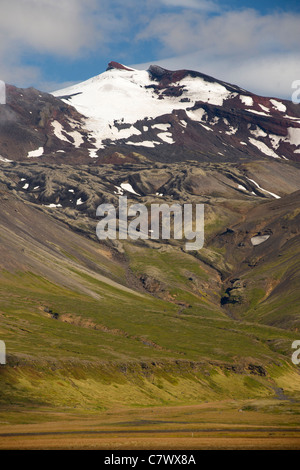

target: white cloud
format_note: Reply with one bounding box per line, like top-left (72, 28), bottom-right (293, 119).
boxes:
top-left (133, 51), bottom-right (300, 99)
top-left (134, 8), bottom-right (300, 98)
top-left (0, 0), bottom-right (121, 87)
top-left (0, 1), bottom-right (299, 99)
top-left (0, 0), bottom-right (102, 56)
top-left (138, 9), bottom-right (300, 57)
top-left (159, 0), bottom-right (219, 11)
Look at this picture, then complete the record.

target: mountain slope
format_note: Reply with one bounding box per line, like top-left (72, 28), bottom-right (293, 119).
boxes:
top-left (1, 63), bottom-right (300, 413)
top-left (53, 62), bottom-right (300, 163)
top-left (1, 185), bottom-right (300, 410)
top-left (1, 62), bottom-right (300, 164)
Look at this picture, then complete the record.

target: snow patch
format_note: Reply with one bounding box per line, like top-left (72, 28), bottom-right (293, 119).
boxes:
top-left (246, 109), bottom-right (269, 117)
top-left (52, 121), bottom-right (71, 142)
top-left (240, 95), bottom-right (253, 106)
top-left (89, 149), bottom-right (98, 158)
top-left (200, 124), bottom-right (212, 131)
top-left (114, 186), bottom-right (124, 195)
top-left (247, 177), bottom-right (281, 199)
top-left (52, 121), bottom-right (83, 148)
top-left (225, 126), bottom-right (238, 135)
top-left (283, 115), bottom-right (300, 122)
top-left (286, 127), bottom-right (300, 147)
top-left (157, 132), bottom-right (175, 144)
top-left (27, 147), bottom-right (44, 158)
top-left (251, 235), bottom-right (270, 246)
top-left (210, 116), bottom-right (219, 125)
top-left (116, 125), bottom-right (142, 139)
top-left (268, 128), bottom-right (300, 151)
top-left (250, 126), bottom-right (267, 138)
top-left (120, 183), bottom-right (141, 196)
top-left (44, 203), bottom-right (62, 208)
top-left (126, 140), bottom-right (160, 148)
top-left (270, 99), bottom-right (286, 113)
top-left (269, 134), bottom-right (282, 150)
top-left (249, 138), bottom-right (280, 159)
top-left (258, 104), bottom-right (270, 113)
top-left (70, 130), bottom-right (84, 148)
top-left (152, 123), bottom-right (170, 131)
top-left (186, 108), bottom-right (207, 122)
top-left (180, 76), bottom-right (236, 106)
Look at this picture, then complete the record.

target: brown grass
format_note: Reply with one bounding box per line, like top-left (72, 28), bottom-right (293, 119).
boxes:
top-left (1, 436), bottom-right (300, 450)
top-left (1, 399), bottom-right (300, 450)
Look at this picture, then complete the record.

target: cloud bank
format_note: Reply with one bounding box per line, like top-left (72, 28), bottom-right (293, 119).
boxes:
top-left (134, 8), bottom-right (300, 98)
top-left (0, 0), bottom-right (299, 98)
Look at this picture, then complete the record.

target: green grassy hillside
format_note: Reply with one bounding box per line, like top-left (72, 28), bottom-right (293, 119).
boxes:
top-left (0, 161), bottom-right (300, 413)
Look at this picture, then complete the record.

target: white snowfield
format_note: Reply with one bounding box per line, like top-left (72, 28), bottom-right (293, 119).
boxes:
top-left (152, 123), bottom-right (171, 131)
top-left (250, 126), bottom-right (267, 138)
top-left (125, 140), bottom-right (161, 148)
top-left (120, 183), bottom-right (141, 196)
top-left (43, 203), bottom-right (62, 208)
top-left (27, 146), bottom-right (44, 158)
top-left (51, 65), bottom-right (300, 157)
top-left (259, 104), bottom-right (270, 113)
top-left (52, 67), bottom-right (237, 151)
top-left (240, 95), bottom-right (253, 106)
top-left (268, 128), bottom-right (300, 154)
top-left (114, 183), bottom-right (141, 196)
top-left (246, 109), bottom-right (269, 117)
top-left (186, 108), bottom-right (207, 122)
top-left (52, 121), bottom-right (83, 148)
top-left (157, 132), bottom-right (175, 144)
top-left (251, 234), bottom-right (270, 246)
top-left (249, 137), bottom-right (280, 159)
top-left (246, 177), bottom-right (281, 199)
top-left (270, 99), bottom-right (286, 113)
top-left (0, 156), bottom-right (12, 162)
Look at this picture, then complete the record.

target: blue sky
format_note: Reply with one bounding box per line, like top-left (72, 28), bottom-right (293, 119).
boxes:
top-left (0, 0), bottom-right (299, 98)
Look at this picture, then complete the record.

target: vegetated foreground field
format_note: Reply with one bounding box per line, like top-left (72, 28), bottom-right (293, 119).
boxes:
top-left (1, 400), bottom-right (300, 450)
top-left (1, 187), bottom-right (300, 450)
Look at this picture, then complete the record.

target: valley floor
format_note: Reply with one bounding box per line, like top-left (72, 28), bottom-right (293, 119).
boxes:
top-left (1, 399), bottom-right (300, 450)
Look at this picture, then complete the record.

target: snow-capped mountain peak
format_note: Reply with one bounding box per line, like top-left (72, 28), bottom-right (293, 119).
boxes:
top-left (0, 62), bottom-right (299, 164)
top-left (51, 62), bottom-right (242, 152)
top-left (51, 62), bottom-right (300, 161)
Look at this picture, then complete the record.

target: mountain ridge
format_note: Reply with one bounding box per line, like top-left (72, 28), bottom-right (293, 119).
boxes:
top-left (1, 61), bottom-right (299, 164)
